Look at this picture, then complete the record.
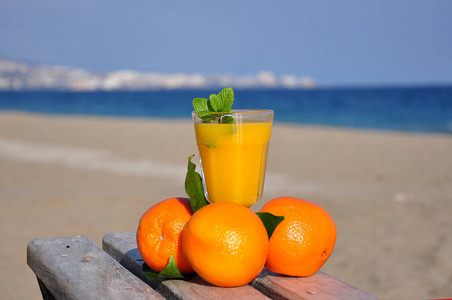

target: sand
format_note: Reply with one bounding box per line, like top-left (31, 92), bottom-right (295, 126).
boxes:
top-left (0, 112), bottom-right (451, 299)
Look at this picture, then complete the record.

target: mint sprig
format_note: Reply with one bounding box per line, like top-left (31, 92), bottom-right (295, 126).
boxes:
top-left (193, 87), bottom-right (235, 123)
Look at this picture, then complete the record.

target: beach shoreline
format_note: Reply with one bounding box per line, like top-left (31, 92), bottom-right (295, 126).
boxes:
top-left (1, 111), bottom-right (451, 299)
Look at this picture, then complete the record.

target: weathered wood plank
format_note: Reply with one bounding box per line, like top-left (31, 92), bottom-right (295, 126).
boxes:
top-left (102, 232), bottom-right (162, 289)
top-left (103, 232), bottom-right (380, 300)
top-left (36, 277), bottom-right (57, 300)
top-left (251, 269), bottom-right (380, 300)
top-left (103, 231), bottom-right (271, 300)
top-left (27, 235), bottom-right (164, 300)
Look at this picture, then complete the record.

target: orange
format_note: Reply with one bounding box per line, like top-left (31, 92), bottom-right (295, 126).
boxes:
top-left (259, 196), bottom-right (336, 277)
top-left (182, 202), bottom-right (268, 287)
top-left (136, 197), bottom-right (194, 274)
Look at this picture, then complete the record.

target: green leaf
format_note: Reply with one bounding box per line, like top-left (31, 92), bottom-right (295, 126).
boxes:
top-left (200, 114), bottom-right (218, 123)
top-left (218, 87), bottom-right (234, 112)
top-left (192, 88), bottom-right (235, 123)
top-left (197, 110), bottom-right (211, 117)
top-left (256, 212), bottom-right (285, 239)
top-left (142, 254), bottom-right (188, 280)
top-left (193, 98), bottom-right (210, 113)
top-left (209, 93), bottom-right (223, 112)
top-left (185, 155), bottom-right (209, 213)
top-left (194, 96), bottom-right (218, 123)
top-left (220, 116), bottom-right (235, 124)
top-left (220, 116), bottom-right (237, 134)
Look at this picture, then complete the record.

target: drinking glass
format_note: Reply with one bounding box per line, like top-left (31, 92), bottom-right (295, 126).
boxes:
top-left (192, 109), bottom-right (273, 207)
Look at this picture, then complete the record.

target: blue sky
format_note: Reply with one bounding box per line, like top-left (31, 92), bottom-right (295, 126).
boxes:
top-left (1, 0), bottom-right (451, 86)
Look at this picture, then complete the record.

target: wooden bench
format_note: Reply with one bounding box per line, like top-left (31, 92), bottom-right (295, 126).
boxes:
top-left (27, 232), bottom-right (379, 300)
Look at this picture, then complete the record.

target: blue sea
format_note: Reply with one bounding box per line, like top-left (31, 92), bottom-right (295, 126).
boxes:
top-left (0, 86), bottom-right (451, 134)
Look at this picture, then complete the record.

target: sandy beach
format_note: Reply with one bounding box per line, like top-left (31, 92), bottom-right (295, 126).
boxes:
top-left (0, 111), bottom-right (451, 299)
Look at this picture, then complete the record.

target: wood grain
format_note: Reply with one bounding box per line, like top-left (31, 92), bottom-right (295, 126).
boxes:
top-left (27, 235), bottom-right (164, 300)
top-left (103, 232), bottom-right (270, 300)
top-left (252, 269), bottom-right (380, 300)
top-left (103, 231), bottom-right (380, 300)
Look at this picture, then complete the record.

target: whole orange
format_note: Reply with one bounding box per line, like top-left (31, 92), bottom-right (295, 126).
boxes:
top-left (136, 197), bottom-right (194, 274)
top-left (182, 202), bottom-right (268, 287)
top-left (259, 196), bottom-right (336, 277)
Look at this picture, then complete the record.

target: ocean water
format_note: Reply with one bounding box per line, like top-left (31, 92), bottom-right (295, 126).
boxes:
top-left (0, 86), bottom-right (451, 134)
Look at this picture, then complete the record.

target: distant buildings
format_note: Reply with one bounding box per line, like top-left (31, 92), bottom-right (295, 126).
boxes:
top-left (0, 59), bottom-right (317, 91)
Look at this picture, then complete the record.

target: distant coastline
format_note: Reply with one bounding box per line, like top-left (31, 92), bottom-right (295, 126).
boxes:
top-left (2, 58), bottom-right (451, 92)
top-left (0, 59), bottom-right (317, 91)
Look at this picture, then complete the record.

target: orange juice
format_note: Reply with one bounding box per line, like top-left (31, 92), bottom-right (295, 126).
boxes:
top-left (194, 121), bottom-right (272, 207)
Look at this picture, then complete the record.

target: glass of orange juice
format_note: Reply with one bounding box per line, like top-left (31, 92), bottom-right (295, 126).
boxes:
top-left (192, 109), bottom-right (273, 207)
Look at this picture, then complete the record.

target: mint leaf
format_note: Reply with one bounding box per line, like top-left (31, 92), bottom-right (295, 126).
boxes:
top-left (199, 114), bottom-right (217, 123)
top-left (193, 97), bottom-right (218, 122)
top-left (220, 116), bottom-right (235, 124)
top-left (193, 97), bottom-right (210, 113)
top-left (209, 93), bottom-right (223, 112)
top-left (256, 212), bottom-right (285, 239)
top-left (142, 254), bottom-right (188, 280)
top-left (185, 155), bottom-right (209, 213)
top-left (218, 87), bottom-right (234, 112)
top-left (192, 88), bottom-right (235, 123)
top-left (197, 111), bottom-right (210, 117)
top-left (220, 116), bottom-right (237, 134)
